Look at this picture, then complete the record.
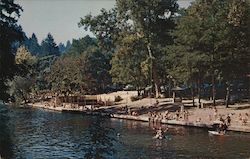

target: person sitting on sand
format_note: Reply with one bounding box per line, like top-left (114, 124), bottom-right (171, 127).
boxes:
top-left (132, 111), bottom-right (138, 116)
top-left (154, 100), bottom-right (159, 107)
top-left (196, 117), bottom-right (201, 123)
top-left (242, 113), bottom-right (249, 126)
top-left (238, 113), bottom-right (243, 123)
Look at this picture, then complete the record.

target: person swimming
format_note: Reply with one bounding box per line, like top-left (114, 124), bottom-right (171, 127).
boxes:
top-left (154, 127), bottom-right (168, 139)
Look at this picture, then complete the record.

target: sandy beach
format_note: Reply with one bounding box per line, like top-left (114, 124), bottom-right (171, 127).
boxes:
top-left (28, 91), bottom-right (250, 133)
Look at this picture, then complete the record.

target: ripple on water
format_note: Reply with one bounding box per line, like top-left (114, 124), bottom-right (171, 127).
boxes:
top-left (1, 105), bottom-right (250, 159)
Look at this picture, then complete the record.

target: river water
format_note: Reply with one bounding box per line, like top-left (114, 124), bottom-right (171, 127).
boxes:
top-left (0, 104), bottom-right (250, 159)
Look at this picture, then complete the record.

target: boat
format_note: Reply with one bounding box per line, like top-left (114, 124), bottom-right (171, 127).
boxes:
top-left (208, 130), bottom-right (225, 136)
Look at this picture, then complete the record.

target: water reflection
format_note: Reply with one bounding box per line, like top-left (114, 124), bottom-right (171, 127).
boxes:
top-left (0, 105), bottom-right (14, 159)
top-left (1, 105), bottom-right (250, 159)
top-left (83, 116), bottom-right (117, 159)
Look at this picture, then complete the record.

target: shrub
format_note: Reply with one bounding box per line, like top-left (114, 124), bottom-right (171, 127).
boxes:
top-left (115, 96), bottom-right (123, 102)
top-left (130, 96), bottom-right (140, 102)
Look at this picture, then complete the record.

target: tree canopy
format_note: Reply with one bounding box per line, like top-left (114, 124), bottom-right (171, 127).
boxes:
top-left (40, 33), bottom-right (60, 57)
top-left (0, 0), bottom-right (23, 101)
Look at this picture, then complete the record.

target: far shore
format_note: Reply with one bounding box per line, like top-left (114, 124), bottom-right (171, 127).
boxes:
top-left (22, 91), bottom-right (250, 133)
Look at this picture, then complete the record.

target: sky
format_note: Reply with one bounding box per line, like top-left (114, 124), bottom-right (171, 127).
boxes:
top-left (17, 0), bottom-right (192, 44)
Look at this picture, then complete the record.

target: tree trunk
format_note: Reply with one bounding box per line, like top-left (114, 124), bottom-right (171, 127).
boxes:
top-left (137, 88), bottom-right (141, 96)
top-left (20, 89), bottom-right (27, 103)
top-left (168, 80), bottom-right (171, 98)
top-left (225, 83), bottom-right (231, 108)
top-left (197, 78), bottom-right (201, 108)
top-left (191, 86), bottom-right (195, 107)
top-left (212, 73), bottom-right (216, 106)
top-left (147, 44), bottom-right (160, 98)
top-left (153, 69), bottom-right (160, 98)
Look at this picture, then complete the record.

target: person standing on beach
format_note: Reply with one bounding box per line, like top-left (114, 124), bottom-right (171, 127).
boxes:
top-left (213, 107), bottom-right (218, 120)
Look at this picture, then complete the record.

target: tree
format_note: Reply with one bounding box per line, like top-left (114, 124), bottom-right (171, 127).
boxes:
top-left (34, 55), bottom-right (57, 91)
top-left (24, 33), bottom-right (41, 56)
top-left (222, 0), bottom-right (250, 107)
top-left (115, 0), bottom-right (179, 97)
top-left (80, 0), bottom-right (179, 97)
top-left (0, 0), bottom-right (23, 101)
top-left (7, 46), bottom-right (37, 103)
top-left (174, 0), bottom-right (250, 107)
top-left (58, 43), bottom-right (66, 53)
top-left (79, 8), bottom-right (119, 53)
top-left (40, 33), bottom-right (60, 56)
top-left (7, 75), bottom-right (33, 104)
top-left (58, 40), bottom-right (72, 54)
top-left (66, 35), bottom-right (97, 56)
top-left (47, 47), bottom-right (111, 94)
top-left (110, 32), bottom-right (147, 95)
top-left (15, 45), bottom-right (37, 76)
top-left (65, 40), bottom-right (72, 51)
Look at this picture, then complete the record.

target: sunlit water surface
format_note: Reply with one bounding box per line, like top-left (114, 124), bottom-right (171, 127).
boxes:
top-left (1, 104), bottom-right (250, 159)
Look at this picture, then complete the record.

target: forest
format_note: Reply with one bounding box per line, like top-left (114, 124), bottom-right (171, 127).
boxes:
top-left (0, 0), bottom-right (249, 107)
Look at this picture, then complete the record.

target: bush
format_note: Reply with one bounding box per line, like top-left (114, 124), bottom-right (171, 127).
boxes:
top-left (130, 96), bottom-right (140, 102)
top-left (115, 96), bottom-right (123, 102)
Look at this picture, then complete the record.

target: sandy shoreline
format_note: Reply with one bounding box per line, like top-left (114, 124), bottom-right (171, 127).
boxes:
top-left (27, 95), bottom-right (250, 133)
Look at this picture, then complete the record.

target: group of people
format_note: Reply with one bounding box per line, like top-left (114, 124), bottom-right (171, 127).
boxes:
top-left (148, 107), bottom-right (190, 124)
top-left (215, 115), bottom-right (231, 134)
top-left (173, 109), bottom-right (189, 121)
top-left (123, 106), bottom-right (139, 116)
top-left (148, 112), bottom-right (164, 123)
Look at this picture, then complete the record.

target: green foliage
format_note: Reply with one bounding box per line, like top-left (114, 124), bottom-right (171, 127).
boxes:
top-left (173, 0), bottom-right (250, 83)
top-left (15, 46), bottom-right (36, 65)
top-left (79, 8), bottom-right (119, 52)
top-left (24, 33), bottom-right (41, 56)
top-left (116, 0), bottom-right (178, 46)
top-left (58, 40), bottom-right (71, 54)
top-left (7, 76), bottom-right (33, 104)
top-left (65, 35), bottom-right (96, 56)
top-left (6, 46), bottom-right (37, 103)
top-left (110, 33), bottom-right (147, 90)
top-left (40, 33), bottom-right (60, 57)
top-left (116, 0), bottom-right (179, 96)
top-left (0, 0), bottom-right (23, 101)
top-left (80, 0), bottom-right (179, 96)
top-left (47, 46), bottom-right (111, 94)
top-left (15, 45), bottom-right (37, 77)
top-left (34, 55), bottom-right (57, 91)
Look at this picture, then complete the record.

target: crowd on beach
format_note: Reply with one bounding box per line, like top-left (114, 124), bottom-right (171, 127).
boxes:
top-left (35, 96), bottom-right (250, 134)
top-left (123, 102), bottom-right (250, 131)
top-left (148, 109), bottom-right (190, 123)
